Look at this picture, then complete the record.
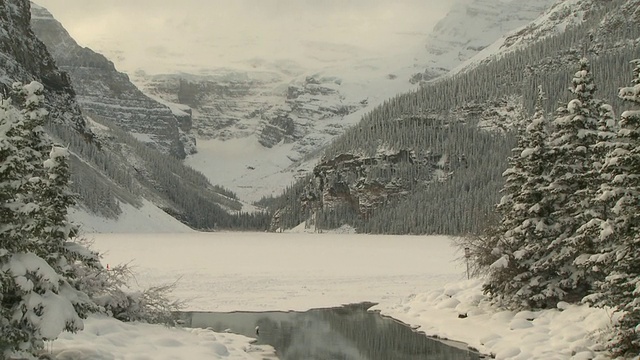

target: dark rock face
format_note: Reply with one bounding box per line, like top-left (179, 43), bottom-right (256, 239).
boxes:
top-left (301, 150), bottom-right (426, 218)
top-left (258, 75), bottom-right (363, 149)
top-left (0, 0), bottom-right (90, 137)
top-left (142, 73), bottom-right (258, 141)
top-left (30, 3), bottom-right (195, 158)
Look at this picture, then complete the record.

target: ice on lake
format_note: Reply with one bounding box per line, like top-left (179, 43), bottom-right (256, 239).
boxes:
top-left (91, 232), bottom-right (464, 312)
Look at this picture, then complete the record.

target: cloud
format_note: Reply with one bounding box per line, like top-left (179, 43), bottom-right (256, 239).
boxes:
top-left (34, 1), bottom-right (452, 72)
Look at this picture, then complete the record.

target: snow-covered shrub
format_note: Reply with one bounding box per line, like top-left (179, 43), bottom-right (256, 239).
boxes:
top-left (69, 250), bottom-right (184, 326)
top-left (101, 281), bottom-right (184, 325)
top-left (452, 223), bottom-right (503, 278)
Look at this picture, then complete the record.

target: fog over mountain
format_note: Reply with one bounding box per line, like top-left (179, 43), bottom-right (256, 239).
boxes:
top-left (35, 0), bottom-right (453, 74)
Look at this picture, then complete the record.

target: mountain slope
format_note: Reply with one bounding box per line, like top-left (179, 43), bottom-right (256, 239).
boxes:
top-left (0, 0), bottom-right (268, 232)
top-left (0, 0), bottom-right (89, 136)
top-left (455, 0), bottom-right (639, 73)
top-left (30, 3), bottom-right (195, 159)
top-left (266, 0), bottom-right (640, 234)
top-left (420, 0), bottom-right (556, 77)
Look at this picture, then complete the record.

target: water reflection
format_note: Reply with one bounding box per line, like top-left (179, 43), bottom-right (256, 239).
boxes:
top-left (181, 303), bottom-right (480, 360)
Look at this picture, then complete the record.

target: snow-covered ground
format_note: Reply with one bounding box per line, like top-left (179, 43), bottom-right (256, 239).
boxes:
top-left (51, 314), bottom-right (277, 359)
top-left (184, 136), bottom-right (306, 203)
top-left (48, 231), bottom-right (616, 360)
top-left (70, 200), bottom-right (195, 234)
top-left (90, 232), bottom-right (461, 312)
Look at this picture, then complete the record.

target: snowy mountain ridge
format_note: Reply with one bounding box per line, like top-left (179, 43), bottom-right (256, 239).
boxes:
top-left (452, 0), bottom-right (628, 74)
top-left (26, 0), bottom-right (606, 231)
top-left (30, 3), bottom-right (195, 158)
top-left (125, 0), bottom-right (560, 203)
top-left (0, 0), bottom-right (90, 136)
top-left (423, 0), bottom-right (557, 72)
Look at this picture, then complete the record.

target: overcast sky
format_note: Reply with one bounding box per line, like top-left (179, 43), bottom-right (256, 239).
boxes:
top-left (34, 1), bottom-right (453, 73)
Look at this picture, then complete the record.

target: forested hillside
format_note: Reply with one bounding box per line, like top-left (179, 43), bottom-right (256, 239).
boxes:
top-left (263, 0), bottom-right (640, 235)
top-left (47, 114), bottom-right (269, 230)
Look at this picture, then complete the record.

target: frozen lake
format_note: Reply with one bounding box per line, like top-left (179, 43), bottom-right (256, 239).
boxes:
top-left (90, 232), bottom-right (465, 312)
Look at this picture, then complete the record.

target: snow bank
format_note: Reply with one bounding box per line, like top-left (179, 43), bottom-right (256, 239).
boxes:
top-left (50, 315), bottom-right (275, 360)
top-left (70, 200), bottom-right (194, 234)
top-left (375, 279), bottom-right (613, 359)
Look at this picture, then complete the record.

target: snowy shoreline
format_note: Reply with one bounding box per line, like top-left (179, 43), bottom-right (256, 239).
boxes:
top-left (375, 279), bottom-right (612, 359)
top-left (51, 232), bottom-right (613, 359)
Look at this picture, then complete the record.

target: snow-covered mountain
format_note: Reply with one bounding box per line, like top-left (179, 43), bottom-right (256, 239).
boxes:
top-left (0, 0), bottom-right (90, 137)
top-left (51, 0), bottom-right (559, 204)
top-left (0, 1), bottom-right (268, 233)
top-left (453, 0), bottom-right (638, 73)
top-left (147, 60), bottom-right (431, 202)
top-left (422, 0), bottom-right (556, 74)
top-left (266, 0), bottom-right (640, 234)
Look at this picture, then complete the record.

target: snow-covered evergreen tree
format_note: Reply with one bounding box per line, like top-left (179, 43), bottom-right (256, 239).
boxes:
top-left (573, 102), bottom-right (617, 295)
top-left (484, 87), bottom-right (558, 309)
top-left (585, 59), bottom-right (640, 357)
top-left (532, 58), bottom-right (602, 304)
top-left (0, 82), bottom-right (97, 359)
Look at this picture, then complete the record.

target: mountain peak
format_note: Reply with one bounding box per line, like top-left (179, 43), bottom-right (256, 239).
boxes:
top-left (424, 0), bottom-right (556, 72)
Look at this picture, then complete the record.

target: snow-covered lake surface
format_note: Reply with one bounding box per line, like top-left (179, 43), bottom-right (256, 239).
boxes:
top-left (54, 232), bottom-right (613, 359)
top-left (90, 232), bottom-right (461, 312)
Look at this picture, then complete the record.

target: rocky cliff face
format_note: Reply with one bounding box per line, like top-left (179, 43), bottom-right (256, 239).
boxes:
top-left (0, 0), bottom-right (90, 137)
top-left (299, 151), bottom-right (420, 220)
top-left (30, 3), bottom-right (195, 158)
top-left (136, 69), bottom-right (367, 155)
top-left (291, 96), bottom-right (522, 227)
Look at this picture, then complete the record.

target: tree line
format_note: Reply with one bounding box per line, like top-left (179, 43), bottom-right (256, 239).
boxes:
top-left (473, 58), bottom-right (640, 357)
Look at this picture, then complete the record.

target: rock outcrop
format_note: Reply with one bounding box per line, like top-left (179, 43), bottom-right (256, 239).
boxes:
top-left (0, 0), bottom-right (90, 137)
top-left (299, 148), bottom-right (468, 221)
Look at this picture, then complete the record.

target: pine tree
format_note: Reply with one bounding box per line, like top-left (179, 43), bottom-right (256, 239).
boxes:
top-left (532, 58), bottom-right (602, 304)
top-left (0, 82), bottom-right (97, 359)
top-left (484, 87), bottom-right (557, 309)
top-left (586, 59), bottom-right (640, 357)
top-left (0, 86), bottom-right (30, 251)
top-left (573, 102), bottom-right (617, 295)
